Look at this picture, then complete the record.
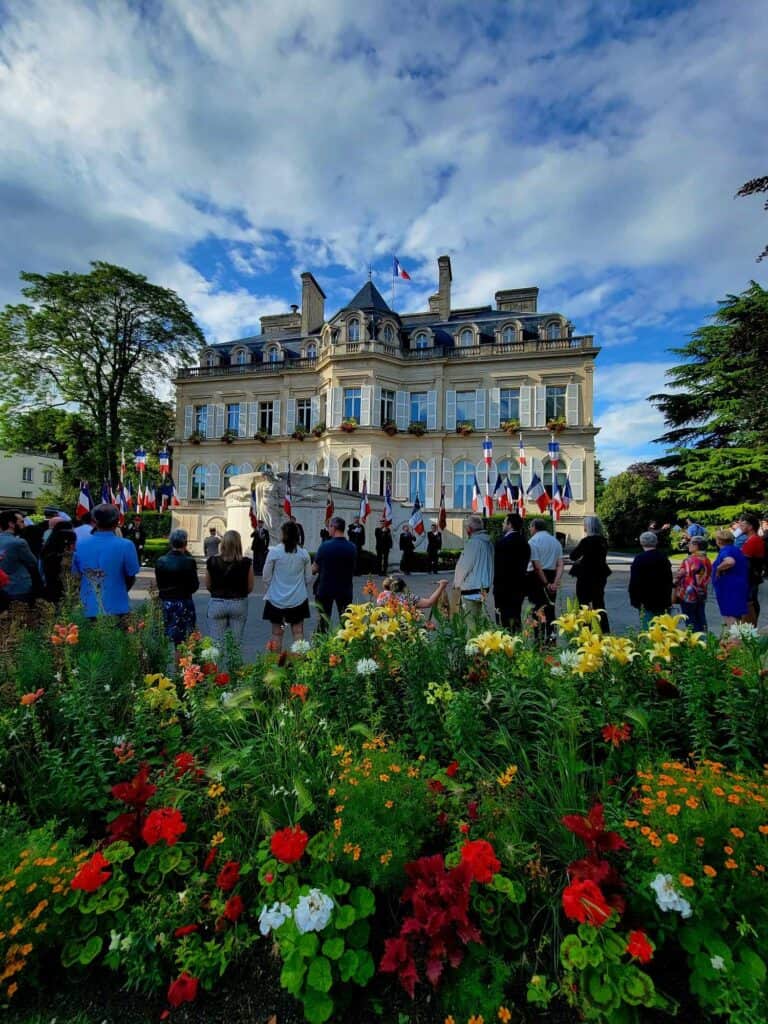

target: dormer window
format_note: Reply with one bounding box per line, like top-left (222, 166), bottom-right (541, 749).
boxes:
top-left (502, 326), bottom-right (517, 345)
top-left (205, 352), bottom-right (215, 367)
top-left (348, 319), bottom-right (360, 342)
top-left (414, 332), bottom-right (429, 350)
top-left (546, 322), bottom-right (561, 340)
top-left (267, 346), bottom-right (281, 363)
top-left (235, 349), bottom-right (248, 365)
top-left (306, 342), bottom-right (317, 360)
top-left (383, 324), bottom-right (395, 344)
top-left (459, 328), bottom-right (474, 348)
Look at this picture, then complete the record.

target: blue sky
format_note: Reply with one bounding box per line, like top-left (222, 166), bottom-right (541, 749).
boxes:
top-left (1, 0), bottom-right (766, 475)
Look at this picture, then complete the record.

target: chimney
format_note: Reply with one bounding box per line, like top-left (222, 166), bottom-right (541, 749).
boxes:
top-left (301, 273), bottom-right (326, 336)
top-left (290, 304), bottom-right (299, 314)
top-left (495, 287), bottom-right (539, 313)
top-left (436, 255), bottom-right (452, 321)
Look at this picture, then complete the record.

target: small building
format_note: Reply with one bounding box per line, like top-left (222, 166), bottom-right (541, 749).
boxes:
top-left (0, 451), bottom-right (63, 512)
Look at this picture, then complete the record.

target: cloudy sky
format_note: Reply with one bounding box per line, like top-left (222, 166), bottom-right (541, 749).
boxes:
top-left (1, 0), bottom-right (766, 475)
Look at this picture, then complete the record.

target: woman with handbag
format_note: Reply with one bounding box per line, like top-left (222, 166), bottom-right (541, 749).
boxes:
top-left (569, 516), bottom-right (611, 633)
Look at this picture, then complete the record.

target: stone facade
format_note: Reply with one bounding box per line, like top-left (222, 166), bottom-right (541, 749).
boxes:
top-left (172, 257), bottom-right (600, 555)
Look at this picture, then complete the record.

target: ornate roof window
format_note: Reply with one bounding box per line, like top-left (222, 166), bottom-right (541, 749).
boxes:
top-left (348, 318), bottom-right (360, 342)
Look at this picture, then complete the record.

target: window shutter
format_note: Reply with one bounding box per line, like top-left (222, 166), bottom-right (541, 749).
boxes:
top-left (442, 458), bottom-right (454, 509)
top-left (310, 395), bottom-right (321, 428)
top-left (570, 458), bottom-right (584, 501)
top-left (214, 404), bottom-right (225, 438)
top-left (248, 401), bottom-right (259, 436)
top-left (519, 386), bottom-right (532, 427)
top-left (475, 389), bottom-right (486, 429)
top-left (237, 403), bottom-right (248, 438)
top-left (184, 406), bottom-right (194, 438)
top-left (395, 390), bottom-right (408, 430)
top-left (427, 390), bottom-right (437, 431)
top-left (395, 458), bottom-right (408, 499)
top-left (285, 398), bottom-right (296, 435)
top-left (205, 403), bottom-right (216, 438)
top-left (372, 385), bottom-right (382, 427)
top-left (475, 459), bottom-right (497, 485)
top-left (360, 385), bottom-right (373, 427)
top-left (271, 399), bottom-right (281, 435)
top-left (329, 454), bottom-right (340, 487)
top-left (206, 463), bottom-right (221, 498)
top-left (534, 386), bottom-right (546, 427)
top-left (445, 390), bottom-right (457, 431)
top-left (488, 387), bottom-right (500, 429)
top-left (177, 464), bottom-right (189, 499)
top-left (566, 383), bottom-right (580, 426)
top-left (426, 458), bottom-right (436, 507)
top-left (330, 387), bottom-right (343, 428)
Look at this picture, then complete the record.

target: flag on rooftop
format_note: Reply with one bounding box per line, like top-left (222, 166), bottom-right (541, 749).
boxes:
top-left (393, 257), bottom-right (411, 281)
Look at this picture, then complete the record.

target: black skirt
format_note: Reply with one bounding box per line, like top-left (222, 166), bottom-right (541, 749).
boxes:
top-left (262, 599), bottom-right (310, 625)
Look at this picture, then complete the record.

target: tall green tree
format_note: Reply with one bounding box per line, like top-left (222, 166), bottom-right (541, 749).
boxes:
top-left (650, 282), bottom-right (768, 508)
top-left (737, 174), bottom-right (768, 262)
top-left (0, 406), bottom-right (100, 484)
top-left (597, 464), bottom-right (675, 548)
top-left (0, 263), bottom-right (203, 483)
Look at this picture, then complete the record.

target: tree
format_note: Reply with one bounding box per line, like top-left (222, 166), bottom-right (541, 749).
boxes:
top-left (649, 282), bottom-right (768, 509)
top-left (593, 458), bottom-right (607, 504)
top-left (0, 406), bottom-right (100, 485)
top-left (737, 174), bottom-right (768, 262)
top-left (0, 263), bottom-right (203, 483)
top-left (597, 467), bottom-right (675, 548)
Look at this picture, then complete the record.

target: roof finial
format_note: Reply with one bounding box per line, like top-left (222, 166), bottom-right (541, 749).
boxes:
top-left (367, 264), bottom-right (372, 281)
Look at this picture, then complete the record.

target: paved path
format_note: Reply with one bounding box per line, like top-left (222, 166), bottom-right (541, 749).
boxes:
top-left (131, 559), bottom-right (767, 662)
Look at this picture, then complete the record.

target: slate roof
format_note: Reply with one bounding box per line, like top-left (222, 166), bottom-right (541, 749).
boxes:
top-left (341, 281), bottom-right (393, 314)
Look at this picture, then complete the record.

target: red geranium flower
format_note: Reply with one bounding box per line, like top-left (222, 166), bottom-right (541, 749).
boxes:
top-left (71, 850), bottom-right (112, 893)
top-left (270, 824), bottom-right (309, 864)
top-left (167, 972), bottom-right (199, 1008)
top-left (174, 752), bottom-right (197, 779)
top-left (467, 800), bottom-right (479, 821)
top-left (459, 823), bottom-right (470, 835)
top-left (215, 672), bottom-right (230, 686)
top-left (201, 661), bottom-right (218, 675)
top-left (446, 760), bottom-right (459, 777)
top-left (224, 894), bottom-right (245, 922)
top-left (460, 839), bottom-right (501, 884)
top-left (290, 683), bottom-right (309, 702)
top-left (141, 807), bottom-right (187, 847)
top-left (215, 860), bottom-right (241, 892)
top-left (111, 763), bottom-right (157, 810)
top-left (731, 667), bottom-right (745, 677)
top-left (173, 924), bottom-right (199, 938)
top-left (562, 879), bottom-right (612, 927)
top-left (427, 779), bottom-right (445, 794)
top-left (202, 847), bottom-right (217, 872)
top-left (601, 723), bottom-right (632, 748)
top-left (626, 929), bottom-right (654, 963)
top-left (106, 811), bottom-right (141, 845)
top-left (562, 803), bottom-right (628, 853)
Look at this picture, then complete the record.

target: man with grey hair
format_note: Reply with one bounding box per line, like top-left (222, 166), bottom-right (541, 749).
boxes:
top-left (629, 530), bottom-right (673, 628)
top-left (155, 528), bottom-right (200, 644)
top-left (527, 518), bottom-right (564, 643)
top-left (71, 503), bottom-right (140, 618)
top-left (312, 515), bottom-right (357, 632)
top-left (453, 514), bottom-right (494, 623)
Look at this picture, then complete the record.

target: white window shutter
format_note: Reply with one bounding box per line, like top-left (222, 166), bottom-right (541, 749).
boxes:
top-left (427, 390), bottom-right (437, 431)
top-left (248, 401), bottom-right (259, 435)
top-left (475, 459), bottom-right (497, 484)
top-left (237, 403), bottom-right (248, 438)
top-left (205, 403), bottom-right (216, 438)
top-left (475, 389), bottom-right (486, 429)
top-left (361, 385), bottom-right (373, 427)
top-left (177, 464), bottom-right (189, 499)
top-left (395, 458), bottom-right (408, 499)
top-left (566, 383), bottom-right (580, 426)
top-left (426, 458), bottom-right (436, 507)
top-left (570, 458), bottom-right (584, 501)
top-left (310, 395), bottom-right (321, 428)
top-left (285, 398), bottom-right (296, 435)
top-left (445, 390), bottom-right (457, 431)
top-left (519, 386), bottom-right (532, 427)
top-left (329, 454), bottom-right (340, 487)
top-left (488, 388), bottom-right (501, 429)
top-left (534, 386), bottom-right (546, 427)
top-left (395, 390), bottom-right (408, 430)
top-left (330, 387), bottom-right (343, 428)
top-left (206, 463), bottom-right (221, 498)
top-left (214, 404), bottom-right (225, 437)
top-left (372, 386), bottom-right (382, 427)
top-left (184, 406), bottom-right (194, 437)
top-left (442, 458), bottom-right (454, 509)
top-left (272, 399), bottom-right (281, 435)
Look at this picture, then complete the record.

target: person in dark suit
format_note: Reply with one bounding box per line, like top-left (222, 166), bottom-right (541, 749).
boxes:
top-left (250, 519), bottom-right (270, 576)
top-left (374, 520), bottom-right (393, 575)
top-left (312, 516), bottom-right (357, 632)
top-left (629, 531), bottom-right (673, 628)
top-left (290, 515), bottom-right (305, 548)
top-left (426, 524), bottom-right (442, 574)
top-left (347, 516), bottom-right (366, 574)
top-left (399, 525), bottom-right (416, 574)
top-left (493, 513), bottom-right (530, 631)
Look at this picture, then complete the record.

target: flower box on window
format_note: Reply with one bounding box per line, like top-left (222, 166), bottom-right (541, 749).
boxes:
top-left (254, 430), bottom-right (270, 444)
top-left (220, 430), bottom-right (237, 444)
top-left (311, 422), bottom-right (326, 438)
top-left (382, 420), bottom-right (398, 436)
top-left (291, 428), bottom-right (308, 441)
top-left (408, 421), bottom-right (426, 437)
top-left (187, 430), bottom-right (204, 445)
top-left (341, 417), bottom-right (359, 433)
top-left (501, 418), bottom-right (520, 435)
top-left (456, 421), bottom-right (474, 437)
top-left (546, 417), bottom-right (567, 434)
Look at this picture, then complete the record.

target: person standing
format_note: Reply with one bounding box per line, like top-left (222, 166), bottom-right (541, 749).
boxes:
top-left (569, 515), bottom-right (611, 633)
top-left (125, 515), bottom-right (146, 565)
top-left (0, 509), bottom-right (43, 605)
top-left (74, 512), bottom-right (95, 545)
top-left (674, 537), bottom-right (712, 632)
top-left (205, 530), bottom-right (254, 642)
top-left (155, 528), bottom-right (200, 645)
top-left (628, 531), bottom-right (673, 629)
top-left (71, 504), bottom-right (140, 619)
top-left (203, 526), bottom-right (221, 559)
top-left (493, 512), bottom-right (530, 631)
top-left (399, 524), bottom-right (416, 575)
top-left (347, 516), bottom-right (366, 574)
top-left (712, 529), bottom-right (749, 626)
top-left (289, 515), bottom-right (305, 548)
top-left (738, 513), bottom-right (765, 625)
top-left (312, 516), bottom-right (356, 633)
top-left (250, 519), bottom-right (270, 576)
top-left (41, 521), bottom-right (76, 603)
top-left (527, 519), bottom-right (564, 642)
top-left (426, 523), bottom-right (442, 575)
top-left (374, 520), bottom-right (393, 575)
top-left (453, 515), bottom-right (494, 624)
top-left (262, 520), bottom-right (313, 649)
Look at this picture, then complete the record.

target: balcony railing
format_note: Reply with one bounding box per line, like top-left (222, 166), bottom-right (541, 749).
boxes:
top-left (177, 358), bottom-right (318, 379)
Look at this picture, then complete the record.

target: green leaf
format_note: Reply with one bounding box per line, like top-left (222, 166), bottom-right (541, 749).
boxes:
top-left (560, 935), bottom-right (587, 971)
top-left (105, 885), bottom-right (129, 912)
top-left (307, 956), bottom-right (333, 994)
top-left (620, 965), bottom-right (657, 1007)
top-left (738, 948), bottom-right (767, 983)
top-left (302, 988), bottom-right (334, 1024)
top-left (322, 938), bottom-right (345, 961)
top-left (158, 846), bottom-right (182, 874)
top-left (349, 887), bottom-right (375, 918)
top-left (280, 950), bottom-right (307, 997)
top-left (78, 935), bottom-right (103, 965)
top-left (103, 841), bottom-right (134, 864)
top-left (335, 905), bottom-right (356, 930)
top-left (61, 941), bottom-right (83, 968)
top-left (133, 847), bottom-right (154, 874)
top-left (345, 919), bottom-right (370, 949)
top-left (586, 969), bottom-right (617, 1008)
top-left (298, 932), bottom-right (320, 958)
top-left (338, 949), bottom-right (359, 982)
top-left (352, 950), bottom-right (375, 987)
top-left (330, 877), bottom-right (351, 896)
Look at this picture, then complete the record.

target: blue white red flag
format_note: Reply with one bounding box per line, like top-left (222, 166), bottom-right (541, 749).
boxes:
top-left (526, 471), bottom-right (550, 512)
top-left (284, 467), bottom-right (293, 518)
top-left (482, 437), bottom-right (493, 465)
top-left (384, 480), bottom-right (393, 525)
top-left (484, 464), bottom-right (493, 516)
top-left (100, 479), bottom-right (111, 505)
top-left (438, 483), bottom-right (446, 530)
top-left (125, 480), bottom-right (134, 509)
top-left (551, 480), bottom-right (564, 520)
top-left (76, 482), bottom-right (92, 519)
top-left (116, 484), bottom-right (128, 524)
top-left (324, 481), bottom-right (334, 524)
top-left (493, 473), bottom-right (505, 508)
top-left (409, 495), bottom-right (425, 534)
top-left (471, 474), bottom-right (482, 513)
top-left (134, 448), bottom-right (147, 473)
top-left (518, 434), bottom-right (527, 466)
top-left (504, 476), bottom-right (517, 510)
top-left (562, 476), bottom-right (573, 510)
top-left (144, 485), bottom-right (156, 511)
top-left (548, 436), bottom-right (560, 469)
top-left (158, 448), bottom-right (170, 475)
top-left (135, 484), bottom-right (143, 511)
top-left (359, 477), bottom-right (371, 523)
top-left (393, 257), bottom-right (411, 281)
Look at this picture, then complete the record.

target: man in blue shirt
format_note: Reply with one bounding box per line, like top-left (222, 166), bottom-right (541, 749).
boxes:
top-left (71, 503), bottom-right (140, 618)
top-left (312, 515), bottom-right (356, 632)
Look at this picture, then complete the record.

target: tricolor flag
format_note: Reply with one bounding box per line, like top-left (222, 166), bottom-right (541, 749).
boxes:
top-left (482, 436), bottom-right (493, 465)
top-left (384, 480), bottom-right (393, 525)
top-left (359, 477), bottom-right (371, 523)
top-left (134, 447), bottom-right (147, 473)
top-left (438, 483), bottom-right (447, 530)
top-left (144, 484), bottom-right (156, 511)
top-left (249, 481), bottom-right (259, 529)
top-left (120, 448), bottom-right (127, 482)
top-left (551, 479), bottom-right (564, 520)
top-left (526, 471), bottom-right (550, 513)
top-left (100, 479), bottom-right (112, 505)
top-left (409, 495), bottom-right (425, 535)
top-left (393, 257), bottom-right (411, 281)
top-left (135, 483), bottom-right (143, 511)
top-left (116, 484), bottom-right (128, 524)
top-left (471, 473), bottom-right (482, 514)
top-left (76, 482), bottom-right (93, 519)
top-left (170, 478), bottom-right (180, 507)
top-left (324, 481), bottom-right (335, 524)
top-left (283, 467), bottom-right (293, 518)
top-left (159, 448), bottom-right (170, 475)
top-left (517, 475), bottom-right (526, 518)
top-left (562, 476), bottom-right (573, 511)
top-left (518, 434), bottom-right (527, 466)
top-left (493, 473), bottom-right (506, 509)
top-left (484, 464), bottom-right (494, 517)
top-left (548, 436), bottom-right (560, 470)
top-left (125, 480), bottom-right (134, 509)
top-left (504, 476), bottom-right (517, 511)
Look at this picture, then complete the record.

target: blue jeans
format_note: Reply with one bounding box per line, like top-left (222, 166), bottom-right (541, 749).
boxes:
top-left (680, 600), bottom-right (707, 632)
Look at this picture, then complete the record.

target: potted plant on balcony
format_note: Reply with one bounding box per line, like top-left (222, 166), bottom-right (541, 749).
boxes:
top-left (220, 429), bottom-right (237, 444)
top-left (408, 421), bottom-right (426, 437)
top-left (382, 419), bottom-right (398, 436)
top-left (501, 418), bottom-right (520, 435)
top-left (311, 421), bottom-right (326, 438)
top-left (187, 430), bottom-right (204, 445)
top-left (254, 430), bottom-right (270, 444)
top-left (546, 416), bottom-right (567, 434)
top-left (456, 421), bottom-right (474, 437)
top-left (291, 427), bottom-right (308, 441)
top-left (341, 417), bottom-right (358, 433)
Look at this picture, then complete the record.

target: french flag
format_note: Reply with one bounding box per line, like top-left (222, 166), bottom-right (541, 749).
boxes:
top-left (517, 475), bottom-right (526, 518)
top-left (359, 477), bottom-right (371, 523)
top-left (504, 476), bottom-right (517, 511)
top-left (409, 495), bottom-right (425, 535)
top-left (471, 474), bottom-right (482, 514)
top-left (393, 257), bottom-right (411, 281)
top-left (518, 434), bottom-right (527, 466)
top-left (384, 480), bottom-right (393, 525)
top-left (526, 472), bottom-right (550, 513)
top-left (493, 473), bottom-right (507, 510)
top-left (551, 480), bottom-right (564, 520)
top-left (283, 467), bottom-right (293, 518)
top-left (562, 477), bottom-right (573, 511)
top-left (76, 482), bottom-right (92, 519)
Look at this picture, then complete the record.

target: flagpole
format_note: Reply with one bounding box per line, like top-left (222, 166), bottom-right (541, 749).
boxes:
top-left (391, 258), bottom-right (395, 309)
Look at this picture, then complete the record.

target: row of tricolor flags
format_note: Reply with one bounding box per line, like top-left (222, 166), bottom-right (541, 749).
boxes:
top-left (76, 447), bottom-right (178, 523)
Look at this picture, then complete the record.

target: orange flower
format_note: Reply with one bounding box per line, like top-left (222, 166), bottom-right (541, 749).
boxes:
top-left (728, 794), bottom-right (741, 805)
top-left (289, 684), bottom-right (309, 703)
top-left (678, 874), bottom-right (694, 887)
top-left (695, 836), bottom-right (705, 847)
top-left (640, 826), bottom-right (651, 836)
top-left (20, 689), bottom-right (45, 706)
top-left (666, 833), bottom-right (679, 845)
top-left (724, 845), bottom-right (734, 855)
top-left (685, 797), bottom-right (700, 809)
top-left (725, 859), bottom-right (738, 869)
top-left (730, 827), bottom-right (745, 839)
top-left (759, 825), bottom-right (768, 835)
top-left (624, 820), bottom-right (640, 829)
top-left (712, 787), bottom-right (726, 797)
top-left (498, 1009), bottom-right (512, 1023)
top-left (703, 865), bottom-right (717, 877)
top-left (329, 654), bottom-right (342, 667)
top-left (665, 804), bottom-right (681, 816)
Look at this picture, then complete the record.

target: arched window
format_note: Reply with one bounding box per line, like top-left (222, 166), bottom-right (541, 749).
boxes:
top-left (383, 324), bottom-right (395, 344)
top-left (409, 459), bottom-right (426, 503)
top-left (378, 458), bottom-right (393, 495)
top-left (306, 342), bottom-right (317, 360)
top-left (295, 461), bottom-right (309, 473)
top-left (223, 463), bottom-right (238, 491)
top-left (348, 319), bottom-right (360, 342)
top-left (316, 457), bottom-right (325, 475)
top-left (257, 462), bottom-right (273, 473)
top-left (544, 457), bottom-right (568, 496)
top-left (268, 347), bottom-right (280, 363)
top-left (502, 326), bottom-right (517, 345)
top-left (205, 352), bottom-right (215, 367)
top-left (341, 456), bottom-right (360, 492)
top-left (459, 328), bottom-right (474, 348)
top-left (453, 459), bottom-right (475, 510)
top-left (235, 350), bottom-right (247, 365)
top-left (546, 322), bottom-right (561, 340)
top-left (191, 465), bottom-right (206, 501)
top-left (414, 332), bottom-right (429, 350)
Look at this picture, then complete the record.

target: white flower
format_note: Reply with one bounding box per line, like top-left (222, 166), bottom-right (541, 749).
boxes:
top-left (465, 641), bottom-right (479, 657)
top-left (109, 930), bottom-right (122, 952)
top-left (710, 955), bottom-right (726, 971)
top-left (558, 649), bottom-right (581, 670)
top-left (258, 901), bottom-right (292, 936)
top-left (291, 639), bottom-right (311, 655)
top-left (355, 657), bottom-right (379, 676)
top-left (294, 889), bottom-right (334, 933)
top-left (727, 622), bottom-right (759, 640)
top-left (650, 873), bottom-right (692, 918)
top-left (200, 645), bottom-right (220, 662)
top-left (219, 690), bottom-right (233, 705)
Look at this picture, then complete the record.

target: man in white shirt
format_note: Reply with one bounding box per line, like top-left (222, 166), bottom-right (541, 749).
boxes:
top-left (527, 518), bottom-right (564, 643)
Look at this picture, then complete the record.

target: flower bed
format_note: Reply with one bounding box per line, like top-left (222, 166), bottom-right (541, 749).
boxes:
top-left (1, 599), bottom-right (767, 1022)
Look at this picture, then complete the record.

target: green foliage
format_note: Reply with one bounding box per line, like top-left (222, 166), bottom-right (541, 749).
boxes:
top-left (598, 465), bottom-right (675, 547)
top-left (677, 502), bottom-right (764, 526)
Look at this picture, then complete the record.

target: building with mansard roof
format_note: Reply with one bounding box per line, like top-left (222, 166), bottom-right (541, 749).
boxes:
top-left (172, 255), bottom-right (599, 553)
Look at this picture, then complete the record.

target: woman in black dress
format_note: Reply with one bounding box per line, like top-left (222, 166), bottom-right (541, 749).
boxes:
top-left (569, 515), bottom-right (611, 633)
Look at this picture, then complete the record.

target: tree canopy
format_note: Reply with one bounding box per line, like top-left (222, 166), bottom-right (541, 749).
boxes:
top-left (597, 464), bottom-right (675, 548)
top-left (0, 262), bottom-right (203, 483)
top-left (737, 174), bottom-right (768, 263)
